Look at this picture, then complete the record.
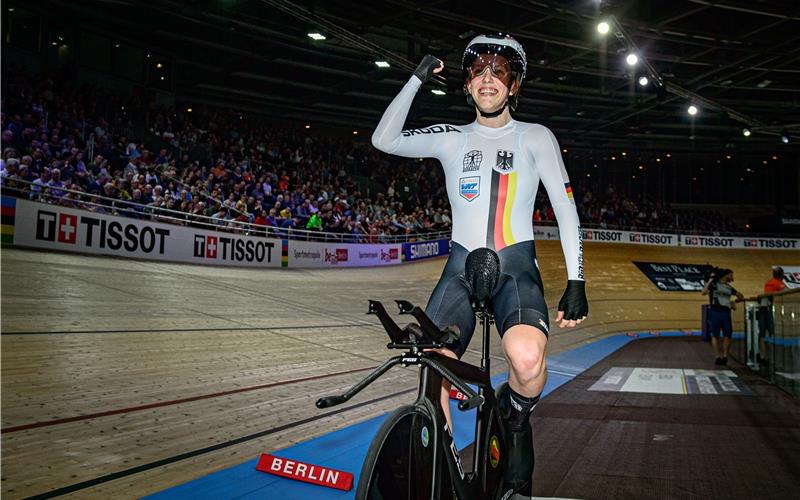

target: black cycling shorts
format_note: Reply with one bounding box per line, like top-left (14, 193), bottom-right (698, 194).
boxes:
top-left (424, 241), bottom-right (549, 358)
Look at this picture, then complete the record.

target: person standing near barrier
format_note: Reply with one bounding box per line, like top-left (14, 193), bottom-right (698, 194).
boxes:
top-left (702, 268), bottom-right (744, 365)
top-left (757, 267), bottom-right (786, 365)
top-left (372, 33), bottom-right (588, 498)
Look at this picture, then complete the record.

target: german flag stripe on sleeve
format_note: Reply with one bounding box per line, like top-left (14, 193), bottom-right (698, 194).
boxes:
top-left (565, 182), bottom-right (574, 200)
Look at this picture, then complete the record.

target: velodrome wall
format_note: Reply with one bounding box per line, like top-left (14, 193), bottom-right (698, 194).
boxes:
top-left (2, 197), bottom-right (798, 269)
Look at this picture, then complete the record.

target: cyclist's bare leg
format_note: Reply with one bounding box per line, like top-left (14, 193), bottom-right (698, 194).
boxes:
top-left (502, 325), bottom-right (548, 397)
top-left (429, 347), bottom-right (457, 431)
top-left (498, 324), bottom-right (547, 496)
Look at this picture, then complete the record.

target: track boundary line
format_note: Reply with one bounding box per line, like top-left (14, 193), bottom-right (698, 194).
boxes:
top-left (23, 387), bottom-right (415, 499)
top-left (2, 365), bottom-right (376, 434)
top-left (1, 323), bottom-right (371, 335)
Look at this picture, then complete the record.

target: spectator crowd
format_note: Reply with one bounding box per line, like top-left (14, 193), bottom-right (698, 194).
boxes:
top-left (1, 65), bottom-right (740, 241)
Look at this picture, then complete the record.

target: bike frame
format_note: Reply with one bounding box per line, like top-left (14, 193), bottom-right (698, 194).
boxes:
top-left (318, 300), bottom-right (510, 499)
top-left (413, 309), bottom-right (507, 499)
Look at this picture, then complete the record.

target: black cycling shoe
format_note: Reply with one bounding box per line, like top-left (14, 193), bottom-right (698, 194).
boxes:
top-left (714, 357), bottom-right (723, 365)
top-left (496, 383), bottom-right (535, 494)
top-left (505, 422), bottom-right (534, 494)
top-left (722, 357), bottom-right (728, 366)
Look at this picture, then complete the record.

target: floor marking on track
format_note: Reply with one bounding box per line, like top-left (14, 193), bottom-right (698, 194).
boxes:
top-left (21, 387), bottom-right (415, 499)
top-left (589, 366), bottom-right (752, 395)
top-left (1, 323), bottom-right (369, 335)
top-left (2, 366), bottom-right (377, 434)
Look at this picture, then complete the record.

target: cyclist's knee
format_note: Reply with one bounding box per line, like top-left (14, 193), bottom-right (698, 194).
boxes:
top-left (503, 326), bottom-right (546, 384)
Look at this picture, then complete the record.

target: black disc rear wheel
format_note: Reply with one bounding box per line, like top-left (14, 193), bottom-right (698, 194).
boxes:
top-left (356, 405), bottom-right (439, 500)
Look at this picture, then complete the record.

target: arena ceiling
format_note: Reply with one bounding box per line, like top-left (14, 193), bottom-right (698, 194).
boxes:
top-left (19, 0), bottom-right (800, 153)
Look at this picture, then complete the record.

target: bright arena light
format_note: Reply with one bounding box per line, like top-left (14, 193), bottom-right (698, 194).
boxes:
top-left (743, 128), bottom-right (751, 137)
top-left (597, 21), bottom-right (610, 34)
top-left (307, 32), bottom-right (326, 41)
top-left (626, 53), bottom-right (639, 66)
top-left (375, 60), bottom-right (390, 68)
top-left (638, 76), bottom-right (649, 86)
top-left (431, 89), bottom-right (446, 95)
top-left (688, 105), bottom-right (698, 116)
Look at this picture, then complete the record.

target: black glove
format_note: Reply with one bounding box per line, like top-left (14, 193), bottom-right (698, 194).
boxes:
top-left (414, 54), bottom-right (442, 84)
top-left (558, 280), bottom-right (588, 321)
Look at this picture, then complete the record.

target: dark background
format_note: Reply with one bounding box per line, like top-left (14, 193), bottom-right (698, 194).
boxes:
top-left (3, 0), bottom-right (799, 218)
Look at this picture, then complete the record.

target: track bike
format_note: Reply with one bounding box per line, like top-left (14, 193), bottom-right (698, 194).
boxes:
top-left (317, 248), bottom-right (521, 499)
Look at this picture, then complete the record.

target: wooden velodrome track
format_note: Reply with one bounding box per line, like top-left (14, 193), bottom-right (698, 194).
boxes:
top-left (1, 241), bottom-right (798, 498)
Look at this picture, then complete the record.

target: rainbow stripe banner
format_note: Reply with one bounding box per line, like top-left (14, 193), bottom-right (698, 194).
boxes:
top-left (1, 197), bottom-right (16, 244)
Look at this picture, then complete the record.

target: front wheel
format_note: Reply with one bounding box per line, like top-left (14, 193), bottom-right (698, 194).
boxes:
top-left (356, 405), bottom-right (445, 500)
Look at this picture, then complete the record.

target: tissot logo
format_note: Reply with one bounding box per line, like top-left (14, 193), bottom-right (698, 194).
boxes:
top-left (745, 239), bottom-right (758, 247)
top-left (194, 234), bottom-right (274, 262)
top-left (193, 235), bottom-right (219, 258)
top-left (207, 236), bottom-right (218, 258)
top-left (683, 236), bottom-right (735, 247)
top-left (34, 209), bottom-right (169, 253)
top-left (35, 211), bottom-right (78, 244)
top-left (628, 233), bottom-right (674, 245)
top-left (58, 214), bottom-right (78, 244)
top-left (753, 239), bottom-right (797, 249)
top-left (581, 229), bottom-right (622, 241)
top-left (36, 211), bottom-right (57, 241)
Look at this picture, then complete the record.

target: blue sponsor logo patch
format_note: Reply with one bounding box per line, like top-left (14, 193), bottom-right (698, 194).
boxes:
top-left (459, 176), bottom-right (480, 201)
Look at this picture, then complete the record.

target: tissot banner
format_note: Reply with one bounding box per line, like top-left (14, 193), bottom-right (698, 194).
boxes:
top-left (5, 198), bottom-right (800, 272)
top-left (11, 198), bottom-right (282, 268)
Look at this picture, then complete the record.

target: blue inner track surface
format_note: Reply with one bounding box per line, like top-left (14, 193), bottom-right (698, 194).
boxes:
top-left (145, 331), bottom-right (698, 500)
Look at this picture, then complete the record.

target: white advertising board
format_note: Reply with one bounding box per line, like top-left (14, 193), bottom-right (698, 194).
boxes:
top-left (288, 240), bottom-right (403, 268)
top-left (12, 198), bottom-right (282, 268)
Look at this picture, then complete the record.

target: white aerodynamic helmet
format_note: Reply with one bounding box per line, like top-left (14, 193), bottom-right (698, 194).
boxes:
top-left (462, 33), bottom-right (527, 111)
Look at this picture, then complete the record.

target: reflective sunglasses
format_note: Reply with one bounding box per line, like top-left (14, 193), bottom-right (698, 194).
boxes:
top-left (467, 54), bottom-right (513, 87)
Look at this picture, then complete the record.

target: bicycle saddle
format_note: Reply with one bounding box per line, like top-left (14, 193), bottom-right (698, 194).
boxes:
top-left (464, 247), bottom-right (501, 305)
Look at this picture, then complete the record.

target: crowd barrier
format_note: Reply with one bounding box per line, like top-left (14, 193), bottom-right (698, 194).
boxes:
top-left (735, 289), bottom-right (800, 398)
top-left (2, 196), bottom-right (799, 269)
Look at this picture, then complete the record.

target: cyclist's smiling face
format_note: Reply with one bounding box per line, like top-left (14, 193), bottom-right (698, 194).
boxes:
top-left (466, 53), bottom-right (517, 113)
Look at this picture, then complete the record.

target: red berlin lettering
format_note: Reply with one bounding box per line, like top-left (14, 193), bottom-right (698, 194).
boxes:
top-left (256, 453), bottom-right (353, 491)
top-left (271, 457), bottom-right (337, 481)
